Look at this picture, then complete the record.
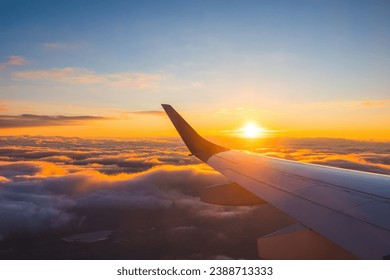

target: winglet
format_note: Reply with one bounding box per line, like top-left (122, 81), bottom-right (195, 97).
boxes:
top-left (162, 104), bottom-right (228, 162)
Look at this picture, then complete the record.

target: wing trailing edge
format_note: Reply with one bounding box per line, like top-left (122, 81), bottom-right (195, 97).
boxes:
top-left (257, 224), bottom-right (356, 259)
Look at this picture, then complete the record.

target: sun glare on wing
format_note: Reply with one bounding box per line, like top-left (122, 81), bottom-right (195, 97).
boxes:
top-left (241, 122), bottom-right (265, 138)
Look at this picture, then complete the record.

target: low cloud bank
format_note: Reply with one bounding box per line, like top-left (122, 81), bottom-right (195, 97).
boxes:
top-left (0, 162), bottom-right (227, 238)
top-left (0, 136), bottom-right (388, 258)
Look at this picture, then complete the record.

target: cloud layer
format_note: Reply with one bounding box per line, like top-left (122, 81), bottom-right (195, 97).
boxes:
top-left (13, 67), bottom-right (164, 89)
top-left (0, 136), bottom-right (388, 259)
top-left (0, 114), bottom-right (107, 128)
top-left (0, 161), bottom-right (225, 238)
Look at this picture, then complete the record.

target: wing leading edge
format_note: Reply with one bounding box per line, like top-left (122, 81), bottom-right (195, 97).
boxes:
top-left (162, 104), bottom-right (390, 259)
top-left (161, 104), bottom-right (228, 162)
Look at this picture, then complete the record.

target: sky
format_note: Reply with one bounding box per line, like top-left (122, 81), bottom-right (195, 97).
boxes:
top-left (0, 0), bottom-right (389, 139)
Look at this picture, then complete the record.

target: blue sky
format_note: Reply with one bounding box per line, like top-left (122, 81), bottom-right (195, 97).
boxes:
top-left (0, 0), bottom-right (389, 138)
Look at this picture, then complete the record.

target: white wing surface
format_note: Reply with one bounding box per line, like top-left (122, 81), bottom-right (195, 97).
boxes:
top-left (162, 104), bottom-right (390, 259)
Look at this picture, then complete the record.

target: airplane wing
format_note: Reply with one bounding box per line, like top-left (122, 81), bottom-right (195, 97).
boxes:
top-left (162, 104), bottom-right (390, 259)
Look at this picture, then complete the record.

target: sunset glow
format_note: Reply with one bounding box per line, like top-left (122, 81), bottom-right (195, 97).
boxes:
top-left (240, 123), bottom-right (266, 139)
top-left (0, 1), bottom-right (389, 140)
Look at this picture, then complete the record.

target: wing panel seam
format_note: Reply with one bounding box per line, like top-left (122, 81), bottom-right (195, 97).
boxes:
top-left (223, 167), bottom-right (390, 232)
top-left (213, 153), bottom-right (389, 202)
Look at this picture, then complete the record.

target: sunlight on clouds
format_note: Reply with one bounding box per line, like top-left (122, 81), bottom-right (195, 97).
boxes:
top-left (0, 176), bottom-right (10, 183)
top-left (0, 135), bottom-right (388, 259)
top-left (0, 161), bottom-right (68, 177)
top-left (40, 155), bottom-right (73, 163)
top-left (38, 162), bottom-right (68, 176)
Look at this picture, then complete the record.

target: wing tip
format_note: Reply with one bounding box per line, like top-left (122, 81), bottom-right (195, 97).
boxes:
top-left (161, 104), bottom-right (228, 162)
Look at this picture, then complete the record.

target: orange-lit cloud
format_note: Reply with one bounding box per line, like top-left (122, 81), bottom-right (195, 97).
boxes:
top-left (0, 161), bottom-right (68, 177)
top-left (0, 55), bottom-right (28, 70)
top-left (7, 56), bottom-right (28, 66)
top-left (2, 155), bottom-right (284, 260)
top-left (0, 159), bottom-right (224, 236)
top-left (1, 135), bottom-right (388, 259)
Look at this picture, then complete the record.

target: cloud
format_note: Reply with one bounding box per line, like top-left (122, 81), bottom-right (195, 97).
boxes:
top-left (0, 137), bottom-right (200, 174)
top-left (0, 136), bottom-right (289, 258)
top-left (13, 67), bottom-right (105, 84)
top-left (0, 195), bottom-right (75, 236)
top-left (0, 136), bottom-right (388, 259)
top-left (13, 67), bottom-right (164, 89)
top-left (0, 114), bottom-right (107, 128)
top-left (0, 157), bottom-right (290, 260)
top-left (39, 155), bottom-right (73, 163)
top-left (0, 55), bottom-right (28, 70)
top-left (6, 56), bottom-right (28, 66)
top-left (0, 160), bottom-right (225, 236)
top-left (0, 161), bottom-right (68, 178)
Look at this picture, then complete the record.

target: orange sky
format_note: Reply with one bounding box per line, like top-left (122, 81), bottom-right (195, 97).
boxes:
top-left (1, 102), bottom-right (389, 140)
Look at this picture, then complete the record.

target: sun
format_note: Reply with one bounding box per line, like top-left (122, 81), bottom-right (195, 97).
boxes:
top-left (240, 122), bottom-right (265, 138)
